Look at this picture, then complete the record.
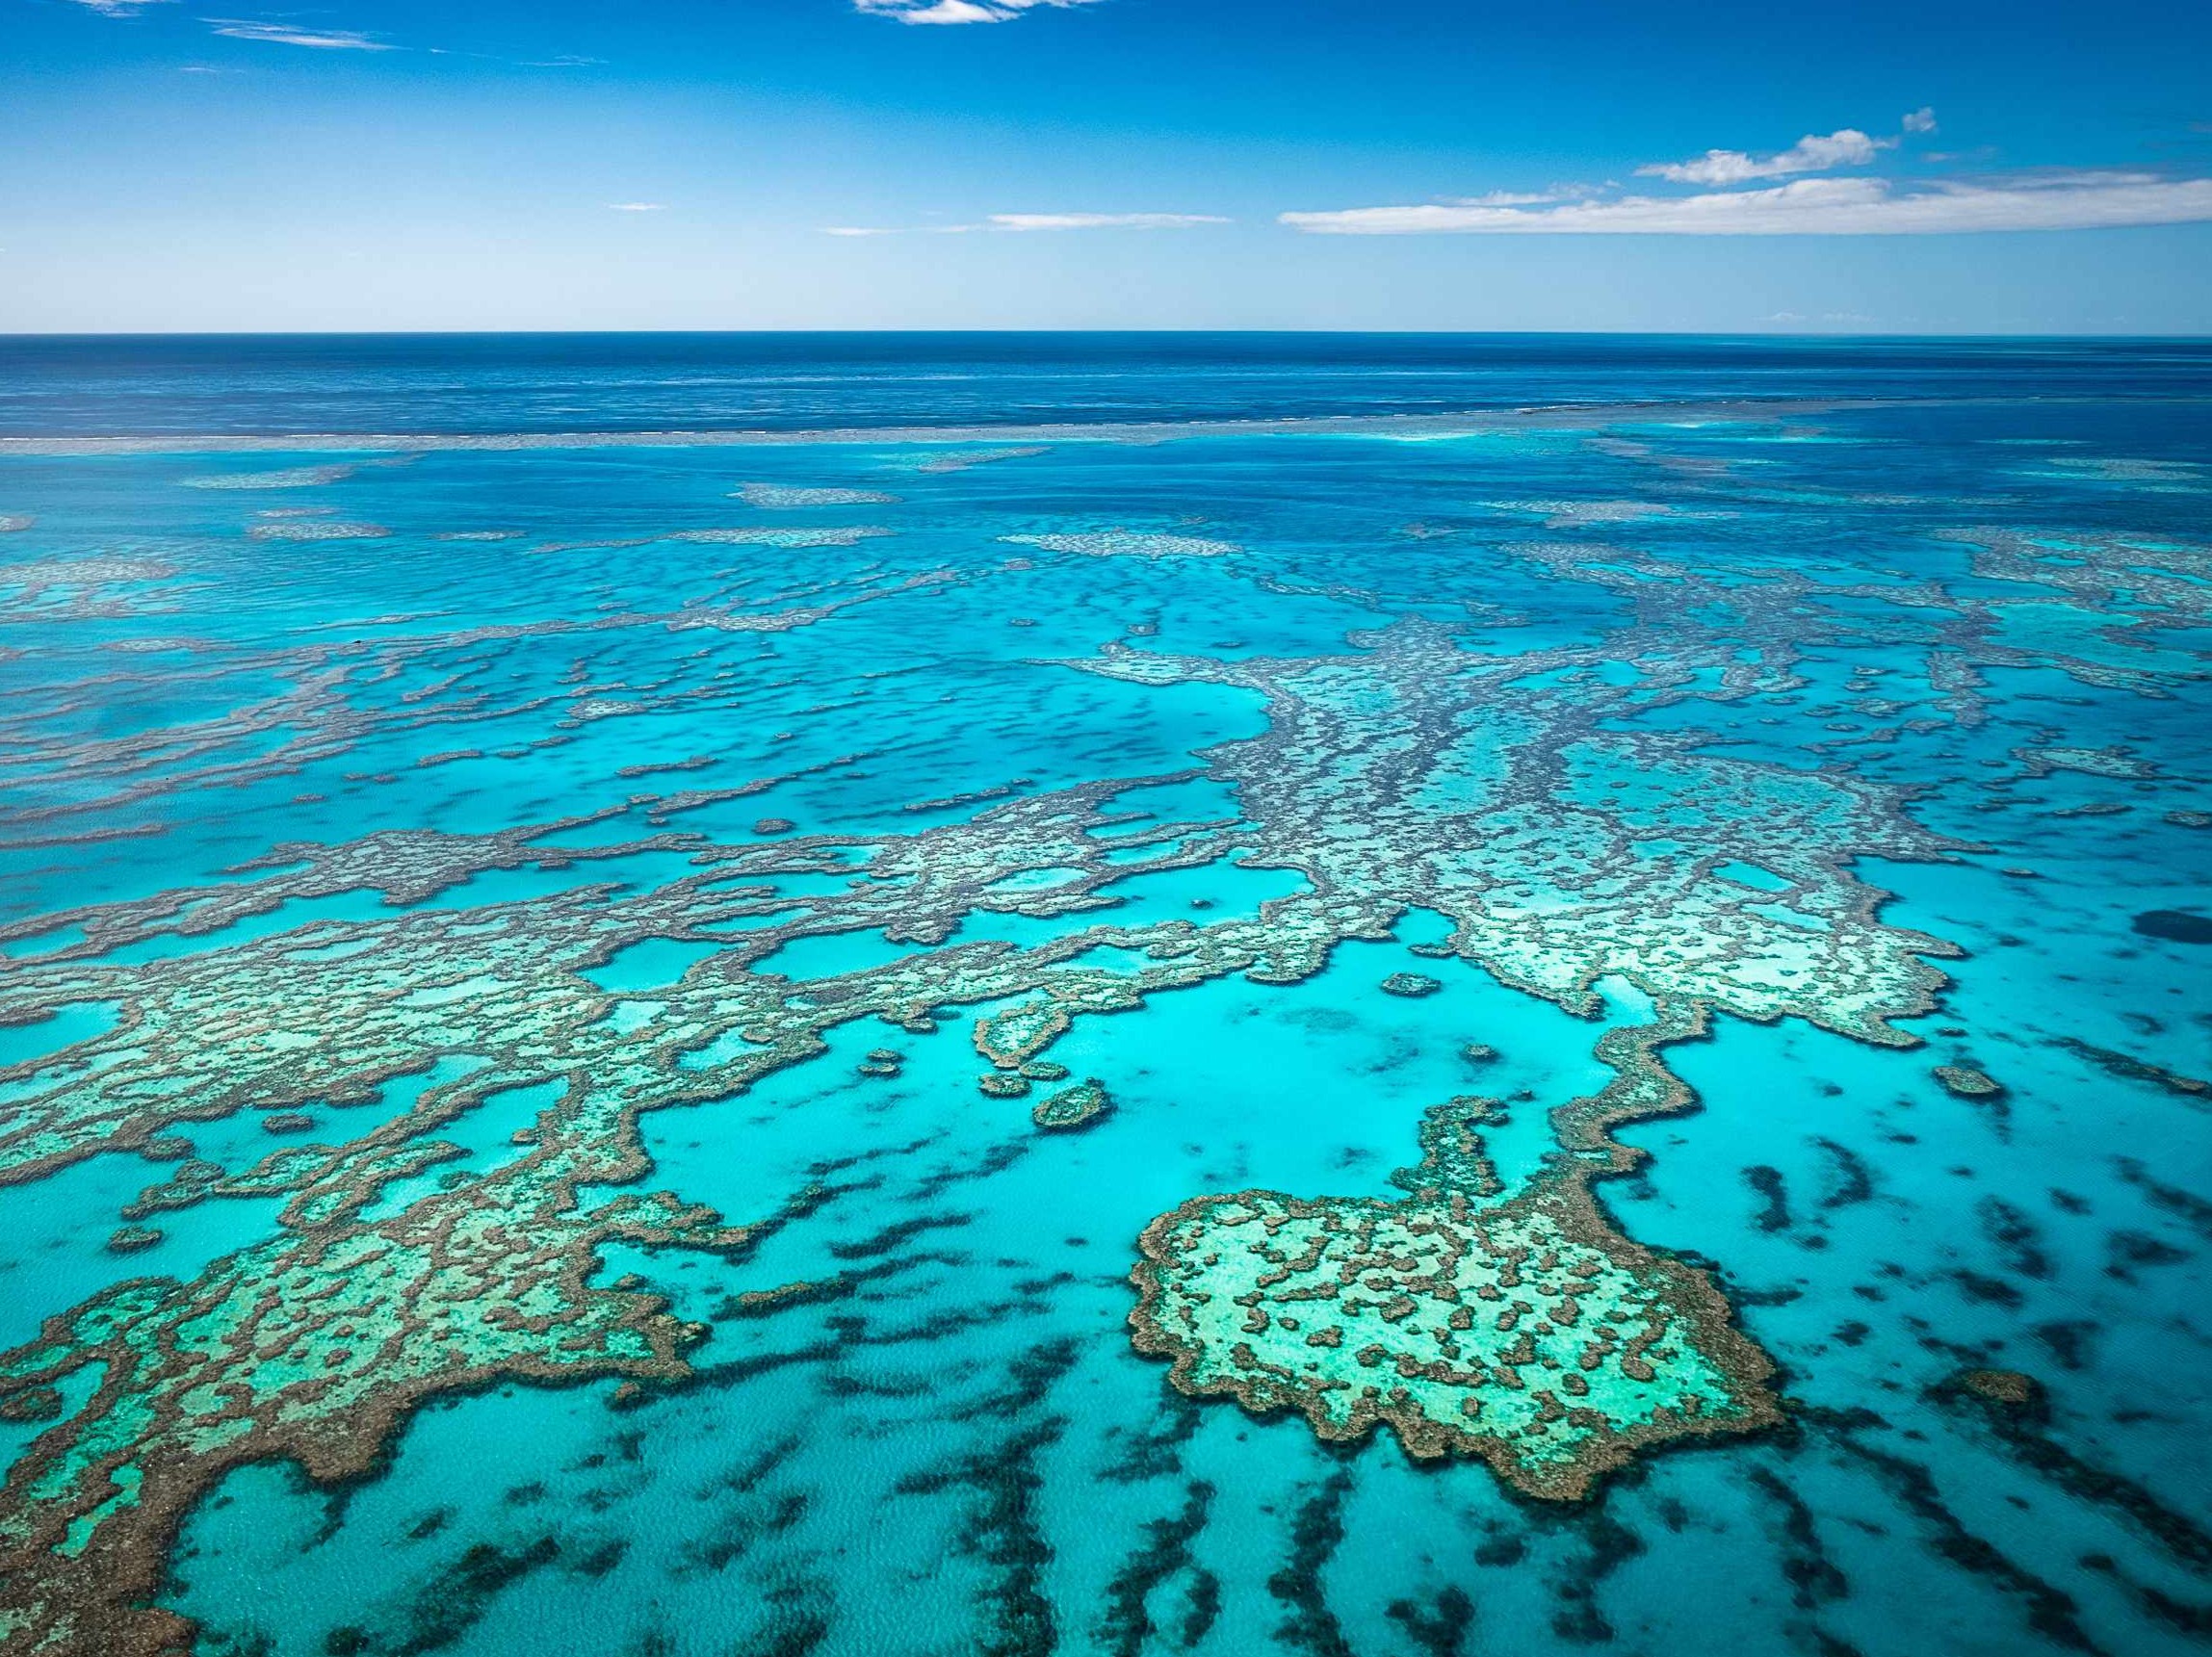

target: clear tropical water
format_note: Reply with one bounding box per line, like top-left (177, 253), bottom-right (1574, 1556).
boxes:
top-left (0, 335), bottom-right (2206, 1657)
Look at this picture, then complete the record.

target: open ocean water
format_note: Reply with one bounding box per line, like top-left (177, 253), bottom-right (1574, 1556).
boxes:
top-left (0, 333), bottom-right (2206, 1657)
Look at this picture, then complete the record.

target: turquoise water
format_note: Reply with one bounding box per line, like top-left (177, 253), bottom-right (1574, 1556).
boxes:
top-left (0, 337), bottom-right (2207, 1656)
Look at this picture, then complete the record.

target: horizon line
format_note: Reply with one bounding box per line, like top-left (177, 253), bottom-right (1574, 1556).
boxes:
top-left (3, 326), bottom-right (2210, 342)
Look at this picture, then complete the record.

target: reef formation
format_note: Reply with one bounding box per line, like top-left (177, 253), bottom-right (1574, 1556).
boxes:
top-left (1132, 1018), bottom-right (1779, 1499)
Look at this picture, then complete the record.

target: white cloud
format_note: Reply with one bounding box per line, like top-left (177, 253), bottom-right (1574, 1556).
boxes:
top-left (1280, 170), bottom-right (2212, 235)
top-left (608, 202), bottom-right (665, 212)
top-left (1636, 112), bottom-right (1939, 186)
top-left (1443, 190), bottom-right (1582, 208)
top-left (65, 0), bottom-right (173, 12)
top-left (986, 212), bottom-right (1229, 230)
top-left (205, 18), bottom-right (393, 48)
top-left (824, 212), bottom-right (1227, 235)
top-left (851, 0), bottom-right (1105, 22)
top-left (1638, 127), bottom-right (1885, 185)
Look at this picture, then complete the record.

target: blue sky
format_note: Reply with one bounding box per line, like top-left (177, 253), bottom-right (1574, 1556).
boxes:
top-left (4, 0), bottom-right (2209, 331)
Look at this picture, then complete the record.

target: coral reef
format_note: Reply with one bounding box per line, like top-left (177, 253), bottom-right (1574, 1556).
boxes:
top-left (10, 406), bottom-right (2206, 1651)
top-left (1132, 1015), bottom-right (1778, 1499)
top-left (1031, 1080), bottom-right (1111, 1131)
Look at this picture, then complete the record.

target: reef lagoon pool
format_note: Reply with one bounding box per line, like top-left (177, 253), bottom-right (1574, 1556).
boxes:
top-left (0, 334), bottom-right (2208, 1657)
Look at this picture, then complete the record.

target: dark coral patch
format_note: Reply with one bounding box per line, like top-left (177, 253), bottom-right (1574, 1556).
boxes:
top-left (2133, 909), bottom-right (2212, 944)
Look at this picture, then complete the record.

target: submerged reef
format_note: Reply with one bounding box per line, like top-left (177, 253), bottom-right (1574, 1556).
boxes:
top-left (1933, 1063), bottom-right (2005, 1099)
top-left (1000, 531), bottom-right (1238, 559)
top-left (0, 596), bottom-right (1956, 1644)
top-left (732, 482), bottom-right (900, 508)
top-left (1946, 1367), bottom-right (2048, 1417)
top-left (0, 624), bottom-right (1952, 1644)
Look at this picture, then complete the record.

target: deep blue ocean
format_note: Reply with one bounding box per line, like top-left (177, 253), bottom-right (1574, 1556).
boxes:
top-left (4, 331), bottom-right (2211, 436)
top-left (0, 335), bottom-right (2206, 1657)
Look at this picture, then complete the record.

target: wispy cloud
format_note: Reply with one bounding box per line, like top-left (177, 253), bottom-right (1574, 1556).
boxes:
top-left (1636, 109), bottom-right (1938, 185)
top-left (1281, 170), bottom-right (2212, 235)
top-left (64, 0), bottom-right (173, 13)
top-left (989, 212), bottom-right (1228, 230)
top-left (204, 17), bottom-right (394, 49)
top-left (824, 211), bottom-right (1228, 236)
top-left (851, 0), bottom-right (1105, 23)
top-left (608, 202), bottom-right (665, 212)
top-left (1639, 127), bottom-right (1884, 185)
top-left (1444, 190), bottom-right (1581, 208)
